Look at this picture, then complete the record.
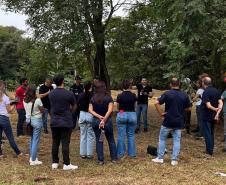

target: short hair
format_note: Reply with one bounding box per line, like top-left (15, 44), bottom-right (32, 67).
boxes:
top-left (53, 74), bottom-right (64, 86)
top-left (122, 79), bottom-right (131, 90)
top-left (84, 81), bottom-right (92, 93)
top-left (170, 77), bottom-right (180, 87)
top-left (19, 77), bottom-right (28, 85)
top-left (45, 77), bottom-right (52, 82)
top-left (199, 73), bottom-right (209, 80)
top-left (203, 77), bottom-right (212, 86)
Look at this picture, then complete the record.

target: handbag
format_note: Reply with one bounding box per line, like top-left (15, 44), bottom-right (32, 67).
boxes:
top-left (23, 100), bottom-right (35, 136)
top-left (79, 111), bottom-right (93, 124)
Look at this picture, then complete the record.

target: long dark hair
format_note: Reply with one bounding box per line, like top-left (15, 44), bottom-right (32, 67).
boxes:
top-left (24, 85), bottom-right (37, 103)
top-left (92, 81), bottom-right (108, 104)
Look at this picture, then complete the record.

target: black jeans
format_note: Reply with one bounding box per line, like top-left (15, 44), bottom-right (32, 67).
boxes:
top-left (184, 111), bottom-right (191, 133)
top-left (51, 127), bottom-right (72, 165)
top-left (72, 109), bottom-right (80, 129)
top-left (17, 109), bottom-right (26, 136)
top-left (92, 118), bottom-right (117, 162)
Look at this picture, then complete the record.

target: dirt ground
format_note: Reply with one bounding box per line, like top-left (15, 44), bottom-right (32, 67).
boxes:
top-left (0, 90), bottom-right (225, 185)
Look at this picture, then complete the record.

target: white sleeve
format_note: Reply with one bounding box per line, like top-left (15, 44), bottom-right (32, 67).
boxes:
top-left (37, 98), bottom-right (43, 107)
top-left (4, 95), bottom-right (10, 105)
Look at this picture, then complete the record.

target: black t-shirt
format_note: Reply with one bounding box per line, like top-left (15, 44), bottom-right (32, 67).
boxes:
top-left (70, 84), bottom-right (84, 100)
top-left (136, 84), bottom-right (152, 104)
top-left (158, 89), bottom-right (190, 129)
top-left (201, 86), bottom-right (221, 122)
top-left (116, 91), bottom-right (137, 112)
top-left (90, 96), bottom-right (113, 116)
top-left (78, 92), bottom-right (92, 112)
top-left (49, 88), bottom-right (76, 128)
top-left (39, 84), bottom-right (53, 110)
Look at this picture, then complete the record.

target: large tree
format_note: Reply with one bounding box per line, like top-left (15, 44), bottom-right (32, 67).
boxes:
top-left (1, 0), bottom-right (133, 88)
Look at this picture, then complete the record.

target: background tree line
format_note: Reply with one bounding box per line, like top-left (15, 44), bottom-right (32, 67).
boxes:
top-left (0, 0), bottom-right (225, 90)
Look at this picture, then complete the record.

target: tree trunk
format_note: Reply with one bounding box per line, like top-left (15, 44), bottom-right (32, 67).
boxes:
top-left (93, 32), bottom-right (110, 90)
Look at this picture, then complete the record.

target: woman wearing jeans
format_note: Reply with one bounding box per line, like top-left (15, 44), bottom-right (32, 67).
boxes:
top-left (78, 82), bottom-right (95, 159)
top-left (89, 81), bottom-right (117, 165)
top-left (116, 80), bottom-right (137, 158)
top-left (24, 86), bottom-right (44, 166)
top-left (0, 81), bottom-right (22, 157)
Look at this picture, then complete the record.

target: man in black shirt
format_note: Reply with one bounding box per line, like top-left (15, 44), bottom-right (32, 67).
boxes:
top-left (70, 75), bottom-right (84, 128)
top-left (39, 78), bottom-right (53, 134)
top-left (134, 78), bottom-right (153, 133)
top-left (201, 77), bottom-right (223, 156)
top-left (49, 74), bottom-right (78, 170)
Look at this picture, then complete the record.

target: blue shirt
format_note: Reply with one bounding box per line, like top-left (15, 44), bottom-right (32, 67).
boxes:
top-left (158, 89), bottom-right (190, 129)
top-left (201, 86), bottom-right (221, 121)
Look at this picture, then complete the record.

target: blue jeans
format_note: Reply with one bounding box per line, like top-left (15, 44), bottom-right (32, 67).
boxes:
top-left (17, 109), bottom-right (26, 136)
top-left (203, 120), bottom-right (215, 155)
top-left (0, 115), bottom-right (21, 155)
top-left (116, 112), bottom-right (137, 158)
top-left (158, 126), bottom-right (182, 161)
top-left (30, 117), bottom-right (43, 161)
top-left (136, 104), bottom-right (148, 129)
top-left (42, 108), bottom-right (49, 132)
top-left (80, 121), bottom-right (95, 156)
top-left (92, 118), bottom-right (117, 162)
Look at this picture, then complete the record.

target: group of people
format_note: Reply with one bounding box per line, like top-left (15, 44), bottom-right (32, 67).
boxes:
top-left (0, 72), bottom-right (225, 170)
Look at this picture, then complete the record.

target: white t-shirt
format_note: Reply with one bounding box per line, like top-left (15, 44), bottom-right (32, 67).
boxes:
top-left (196, 88), bottom-right (204, 106)
top-left (23, 98), bottom-right (43, 119)
top-left (0, 94), bottom-right (10, 117)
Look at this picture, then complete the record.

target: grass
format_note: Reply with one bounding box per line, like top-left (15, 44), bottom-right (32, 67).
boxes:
top-left (0, 90), bottom-right (225, 185)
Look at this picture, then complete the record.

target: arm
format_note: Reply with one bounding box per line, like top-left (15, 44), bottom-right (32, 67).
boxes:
top-left (6, 104), bottom-right (15, 113)
top-left (88, 104), bottom-right (104, 120)
top-left (38, 105), bottom-right (45, 113)
top-left (215, 99), bottom-right (223, 120)
top-left (39, 91), bottom-right (50, 98)
top-left (154, 101), bottom-right (165, 119)
top-left (206, 102), bottom-right (219, 112)
top-left (192, 93), bottom-right (201, 102)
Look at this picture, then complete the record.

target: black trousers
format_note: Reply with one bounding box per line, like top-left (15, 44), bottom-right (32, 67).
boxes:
top-left (185, 111), bottom-right (191, 133)
top-left (51, 127), bottom-right (72, 165)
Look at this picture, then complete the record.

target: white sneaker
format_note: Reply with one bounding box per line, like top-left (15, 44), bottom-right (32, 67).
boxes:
top-left (52, 163), bottom-right (59, 170)
top-left (63, 164), bottom-right (78, 170)
top-left (30, 160), bottom-right (43, 166)
top-left (152, 157), bottom-right (164, 164)
top-left (29, 158), bottom-right (40, 163)
top-left (171, 160), bottom-right (178, 166)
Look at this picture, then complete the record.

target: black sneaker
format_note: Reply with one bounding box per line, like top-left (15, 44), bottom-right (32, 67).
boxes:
top-left (191, 128), bottom-right (199, 133)
top-left (144, 128), bottom-right (148, 132)
top-left (135, 128), bottom-right (140, 134)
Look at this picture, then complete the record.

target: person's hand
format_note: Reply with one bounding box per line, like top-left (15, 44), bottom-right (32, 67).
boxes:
top-left (214, 108), bottom-right (219, 112)
top-left (98, 115), bottom-right (104, 120)
top-left (214, 114), bottom-right (219, 121)
top-left (161, 112), bottom-right (167, 119)
top-left (99, 120), bottom-right (105, 129)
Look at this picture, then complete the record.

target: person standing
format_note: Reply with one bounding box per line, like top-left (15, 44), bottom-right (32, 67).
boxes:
top-left (15, 77), bottom-right (28, 137)
top-left (181, 77), bottom-right (195, 134)
top-left (0, 81), bottom-right (22, 157)
top-left (39, 78), bottom-right (53, 134)
top-left (70, 75), bottom-right (84, 128)
top-left (152, 78), bottom-right (191, 166)
top-left (135, 78), bottom-right (153, 133)
top-left (116, 80), bottom-right (137, 159)
top-left (24, 86), bottom-right (44, 165)
top-left (49, 74), bottom-right (78, 170)
top-left (201, 77), bottom-right (223, 156)
top-left (89, 81), bottom-right (117, 165)
top-left (221, 88), bottom-right (226, 152)
top-left (78, 82), bottom-right (95, 159)
top-left (192, 80), bottom-right (204, 138)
